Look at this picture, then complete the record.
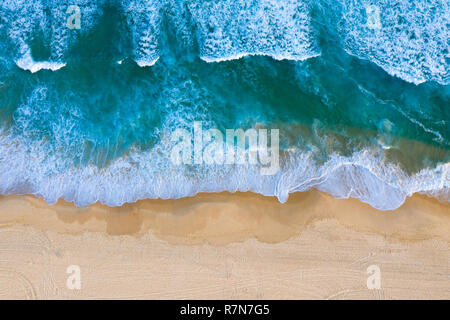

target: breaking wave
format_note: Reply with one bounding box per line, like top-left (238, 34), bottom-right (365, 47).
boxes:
top-left (340, 0), bottom-right (449, 85)
top-left (0, 0), bottom-right (448, 210)
top-left (2, 0), bottom-right (447, 85)
top-left (0, 127), bottom-right (447, 210)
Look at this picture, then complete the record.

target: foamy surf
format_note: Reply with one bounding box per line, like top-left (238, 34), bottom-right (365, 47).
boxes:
top-left (15, 50), bottom-right (66, 73)
top-left (1, 0), bottom-right (448, 85)
top-left (340, 0), bottom-right (449, 85)
top-left (1, 0), bottom-right (103, 69)
top-left (190, 0), bottom-right (320, 66)
top-left (0, 129), bottom-right (447, 210)
top-left (135, 57), bottom-right (160, 67)
top-left (0, 0), bottom-right (448, 212)
top-left (124, 0), bottom-right (163, 71)
top-left (200, 52), bottom-right (321, 63)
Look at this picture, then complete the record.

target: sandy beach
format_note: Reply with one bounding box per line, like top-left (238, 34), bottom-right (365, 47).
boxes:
top-left (1, 0), bottom-right (449, 303)
top-left (0, 191), bottom-right (448, 299)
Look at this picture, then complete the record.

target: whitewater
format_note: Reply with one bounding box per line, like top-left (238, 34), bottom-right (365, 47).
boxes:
top-left (0, 0), bottom-right (448, 210)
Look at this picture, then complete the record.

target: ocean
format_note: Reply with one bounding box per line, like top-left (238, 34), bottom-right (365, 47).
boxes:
top-left (0, 0), bottom-right (448, 210)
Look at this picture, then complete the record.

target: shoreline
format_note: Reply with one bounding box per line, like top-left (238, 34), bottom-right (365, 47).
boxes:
top-left (0, 191), bottom-right (448, 299)
top-left (1, 191), bottom-right (448, 243)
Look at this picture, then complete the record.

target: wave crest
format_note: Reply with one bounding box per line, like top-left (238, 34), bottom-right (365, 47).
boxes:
top-left (2, 0), bottom-right (447, 84)
top-left (340, 0), bottom-right (449, 85)
top-left (188, 0), bottom-right (320, 63)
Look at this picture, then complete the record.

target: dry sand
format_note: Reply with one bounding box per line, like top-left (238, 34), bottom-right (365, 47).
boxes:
top-left (0, 191), bottom-right (448, 299)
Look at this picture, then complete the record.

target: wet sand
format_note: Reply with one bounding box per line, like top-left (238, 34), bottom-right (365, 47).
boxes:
top-left (0, 191), bottom-right (448, 299)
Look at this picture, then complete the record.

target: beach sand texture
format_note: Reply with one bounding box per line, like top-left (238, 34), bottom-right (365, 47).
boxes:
top-left (0, 191), bottom-right (448, 299)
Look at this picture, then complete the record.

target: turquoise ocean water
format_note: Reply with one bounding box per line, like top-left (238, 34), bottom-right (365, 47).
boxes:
top-left (0, 0), bottom-right (448, 210)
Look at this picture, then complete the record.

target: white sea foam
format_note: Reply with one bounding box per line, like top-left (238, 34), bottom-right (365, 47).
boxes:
top-left (0, 127), bottom-right (447, 210)
top-left (188, 0), bottom-right (320, 64)
top-left (15, 48), bottom-right (66, 73)
top-left (123, 0), bottom-right (163, 68)
top-left (1, 0), bottom-right (448, 210)
top-left (135, 57), bottom-right (160, 67)
top-left (123, 0), bottom-right (320, 65)
top-left (2, 0), bottom-right (448, 79)
top-left (201, 52), bottom-right (321, 63)
top-left (341, 0), bottom-right (449, 85)
top-left (1, 0), bottom-right (103, 69)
